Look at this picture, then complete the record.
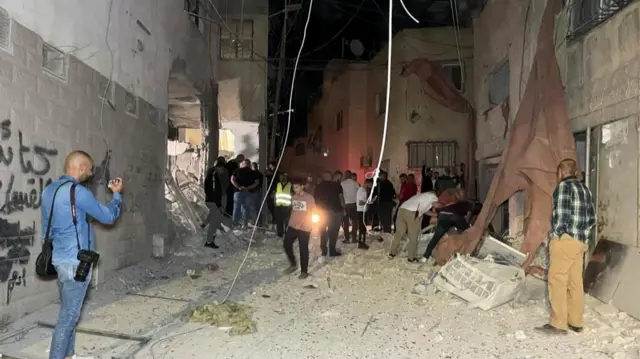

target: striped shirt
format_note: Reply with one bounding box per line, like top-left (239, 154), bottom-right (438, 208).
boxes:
top-left (551, 176), bottom-right (596, 242)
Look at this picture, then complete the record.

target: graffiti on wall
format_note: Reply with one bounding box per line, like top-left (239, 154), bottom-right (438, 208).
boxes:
top-left (0, 119), bottom-right (58, 304)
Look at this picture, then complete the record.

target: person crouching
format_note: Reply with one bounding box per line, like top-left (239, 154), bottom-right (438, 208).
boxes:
top-left (283, 178), bottom-right (317, 279)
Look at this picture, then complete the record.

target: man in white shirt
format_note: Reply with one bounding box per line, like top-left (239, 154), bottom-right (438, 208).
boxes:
top-left (388, 191), bottom-right (438, 262)
top-left (356, 178), bottom-right (375, 250)
top-left (341, 171), bottom-right (360, 243)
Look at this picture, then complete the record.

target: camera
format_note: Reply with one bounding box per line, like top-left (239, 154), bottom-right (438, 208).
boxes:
top-left (75, 249), bottom-right (100, 282)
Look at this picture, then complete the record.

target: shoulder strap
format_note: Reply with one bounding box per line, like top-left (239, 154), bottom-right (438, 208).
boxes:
top-left (69, 183), bottom-right (85, 251)
top-left (44, 180), bottom-right (74, 241)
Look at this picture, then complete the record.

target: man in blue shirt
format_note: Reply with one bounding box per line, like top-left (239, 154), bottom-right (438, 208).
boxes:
top-left (41, 150), bottom-right (122, 359)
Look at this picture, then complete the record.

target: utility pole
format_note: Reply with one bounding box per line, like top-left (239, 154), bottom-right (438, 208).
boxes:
top-left (269, 0), bottom-right (289, 161)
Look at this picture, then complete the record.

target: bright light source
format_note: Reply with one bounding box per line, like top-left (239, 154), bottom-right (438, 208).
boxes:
top-left (311, 214), bottom-right (320, 223)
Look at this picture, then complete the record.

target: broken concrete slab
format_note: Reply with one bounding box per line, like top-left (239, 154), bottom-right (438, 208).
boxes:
top-left (432, 254), bottom-right (525, 311)
top-left (477, 235), bottom-right (527, 267)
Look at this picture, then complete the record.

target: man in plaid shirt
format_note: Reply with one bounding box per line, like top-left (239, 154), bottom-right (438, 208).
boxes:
top-left (536, 158), bottom-right (595, 335)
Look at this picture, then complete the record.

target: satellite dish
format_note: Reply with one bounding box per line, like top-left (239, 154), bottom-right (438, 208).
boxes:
top-left (349, 39), bottom-right (364, 58)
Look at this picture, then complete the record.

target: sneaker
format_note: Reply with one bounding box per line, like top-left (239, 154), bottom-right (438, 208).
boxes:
top-left (283, 266), bottom-right (297, 275)
top-left (407, 258), bottom-right (420, 263)
top-left (298, 272), bottom-right (309, 280)
top-left (419, 257), bottom-right (428, 263)
top-left (204, 241), bottom-right (219, 249)
top-left (388, 253), bottom-right (396, 259)
top-left (358, 242), bottom-right (370, 250)
top-left (72, 355), bottom-right (95, 359)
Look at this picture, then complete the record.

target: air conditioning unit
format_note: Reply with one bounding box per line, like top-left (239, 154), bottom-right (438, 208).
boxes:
top-left (360, 155), bottom-right (372, 168)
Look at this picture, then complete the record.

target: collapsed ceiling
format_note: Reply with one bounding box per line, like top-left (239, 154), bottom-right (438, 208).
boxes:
top-left (168, 73), bottom-right (202, 129)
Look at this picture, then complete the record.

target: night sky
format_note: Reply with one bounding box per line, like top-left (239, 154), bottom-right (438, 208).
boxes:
top-left (267, 0), bottom-right (472, 148)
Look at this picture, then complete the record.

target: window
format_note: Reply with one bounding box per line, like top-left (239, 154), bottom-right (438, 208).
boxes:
top-left (442, 63), bottom-right (464, 92)
top-left (0, 7), bottom-right (11, 54)
top-left (336, 110), bottom-right (344, 131)
top-left (295, 143), bottom-right (306, 156)
top-left (185, 0), bottom-right (205, 34)
top-left (568, 0), bottom-right (633, 39)
top-left (488, 60), bottom-right (509, 106)
top-left (124, 91), bottom-right (138, 117)
top-left (375, 93), bottom-right (386, 116)
top-left (42, 43), bottom-right (67, 80)
top-left (220, 19), bottom-right (254, 60)
top-left (406, 141), bottom-right (457, 169)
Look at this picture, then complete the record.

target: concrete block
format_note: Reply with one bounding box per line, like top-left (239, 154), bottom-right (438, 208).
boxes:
top-left (36, 76), bottom-right (61, 102)
top-left (12, 67), bottom-right (37, 92)
top-left (0, 58), bottom-right (13, 83)
top-left (25, 92), bottom-right (50, 121)
top-left (0, 81), bottom-right (25, 111)
top-left (9, 107), bottom-right (36, 134)
top-left (12, 22), bottom-right (41, 54)
top-left (50, 103), bottom-right (72, 126)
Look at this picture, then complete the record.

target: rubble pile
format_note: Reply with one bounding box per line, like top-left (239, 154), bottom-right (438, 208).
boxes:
top-left (190, 301), bottom-right (257, 336)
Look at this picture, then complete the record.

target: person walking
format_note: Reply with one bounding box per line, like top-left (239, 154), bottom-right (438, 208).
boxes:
top-left (535, 159), bottom-right (595, 335)
top-left (203, 161), bottom-right (231, 248)
top-left (282, 178), bottom-right (316, 279)
top-left (274, 172), bottom-right (292, 238)
top-left (375, 171), bottom-right (396, 233)
top-left (388, 191), bottom-right (438, 262)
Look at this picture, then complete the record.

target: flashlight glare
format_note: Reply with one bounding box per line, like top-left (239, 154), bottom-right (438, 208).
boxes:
top-left (311, 214), bottom-right (320, 223)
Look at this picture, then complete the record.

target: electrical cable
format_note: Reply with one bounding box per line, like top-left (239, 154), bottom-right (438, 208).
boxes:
top-left (300, 0), bottom-right (365, 57)
top-left (99, 0), bottom-right (115, 149)
top-left (220, 0), bottom-right (315, 304)
top-left (366, 0), bottom-right (393, 205)
top-left (448, 0), bottom-right (465, 85)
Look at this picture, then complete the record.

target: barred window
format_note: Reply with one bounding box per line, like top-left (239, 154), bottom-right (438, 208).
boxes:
top-left (567, 0), bottom-right (634, 39)
top-left (406, 141), bottom-right (457, 169)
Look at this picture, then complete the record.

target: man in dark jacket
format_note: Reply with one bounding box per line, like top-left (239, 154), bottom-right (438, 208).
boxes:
top-left (421, 165), bottom-right (434, 193)
top-left (264, 161), bottom-right (278, 227)
top-left (203, 162), bottom-right (231, 248)
top-left (315, 171), bottom-right (344, 256)
top-left (374, 170), bottom-right (396, 233)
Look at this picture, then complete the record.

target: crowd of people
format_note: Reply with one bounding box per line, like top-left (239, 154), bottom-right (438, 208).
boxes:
top-left (202, 156), bottom-right (478, 275)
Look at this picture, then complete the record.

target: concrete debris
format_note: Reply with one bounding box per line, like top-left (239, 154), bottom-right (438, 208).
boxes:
top-left (412, 284), bottom-right (428, 296)
top-left (190, 301), bottom-right (257, 336)
top-left (478, 235), bottom-right (526, 267)
top-left (514, 330), bottom-right (527, 341)
top-left (432, 254), bottom-right (525, 310)
top-left (595, 303), bottom-right (620, 318)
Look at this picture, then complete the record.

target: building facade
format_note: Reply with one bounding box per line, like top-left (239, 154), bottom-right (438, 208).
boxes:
top-left (474, 0), bottom-right (639, 316)
top-left (0, 0), bottom-right (217, 320)
top-left (283, 27), bottom-right (473, 191)
top-left (217, 0), bottom-right (268, 163)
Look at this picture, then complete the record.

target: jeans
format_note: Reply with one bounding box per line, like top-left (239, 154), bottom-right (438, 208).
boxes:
top-left (357, 211), bottom-right (367, 243)
top-left (232, 191), bottom-right (253, 226)
top-left (320, 211), bottom-right (342, 255)
top-left (342, 203), bottom-right (359, 241)
top-left (423, 212), bottom-right (470, 259)
top-left (206, 202), bottom-right (232, 242)
top-left (283, 227), bottom-right (311, 273)
top-left (274, 206), bottom-right (291, 237)
top-left (49, 263), bottom-right (92, 359)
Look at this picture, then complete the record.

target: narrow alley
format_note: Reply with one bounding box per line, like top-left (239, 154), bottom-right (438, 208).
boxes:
top-left (0, 229), bottom-right (638, 359)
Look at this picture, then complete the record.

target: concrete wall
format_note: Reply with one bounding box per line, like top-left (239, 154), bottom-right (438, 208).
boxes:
top-left (283, 27), bottom-right (474, 190)
top-left (217, 12), bottom-right (268, 124)
top-left (0, 0), bottom-right (218, 109)
top-left (0, 22), bottom-right (167, 320)
top-left (474, 0), bottom-right (640, 238)
top-left (371, 28), bottom-right (474, 189)
top-left (219, 120), bottom-right (260, 162)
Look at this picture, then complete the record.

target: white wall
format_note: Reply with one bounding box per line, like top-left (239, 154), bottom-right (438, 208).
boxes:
top-left (0, 0), bottom-right (217, 109)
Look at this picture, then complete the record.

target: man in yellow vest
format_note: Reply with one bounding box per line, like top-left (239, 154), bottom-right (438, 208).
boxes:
top-left (274, 172), bottom-right (292, 237)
